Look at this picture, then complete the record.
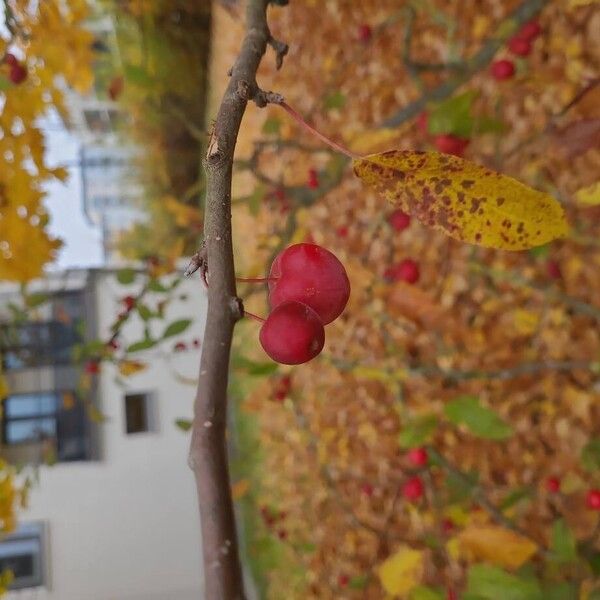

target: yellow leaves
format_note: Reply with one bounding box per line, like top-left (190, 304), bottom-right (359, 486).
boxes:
top-left (455, 525), bottom-right (538, 569)
top-left (377, 546), bottom-right (424, 596)
top-left (164, 196), bottom-right (203, 228)
top-left (568, 0), bottom-right (599, 7)
top-left (575, 181), bottom-right (600, 206)
top-left (118, 360), bottom-right (148, 377)
top-left (353, 150), bottom-right (569, 250)
top-left (512, 309), bottom-right (540, 336)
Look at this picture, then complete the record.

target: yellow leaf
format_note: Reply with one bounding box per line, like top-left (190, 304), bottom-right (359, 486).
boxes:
top-left (575, 181), bottom-right (600, 206)
top-left (569, 0), bottom-right (598, 6)
top-left (232, 479), bottom-right (250, 500)
top-left (513, 309), bottom-right (540, 335)
top-left (346, 127), bottom-right (405, 155)
top-left (0, 372), bottom-right (8, 400)
top-left (353, 151), bottom-right (569, 250)
top-left (377, 546), bottom-right (424, 596)
top-left (62, 392), bottom-right (75, 410)
top-left (118, 360), bottom-right (147, 377)
top-left (457, 525), bottom-right (537, 569)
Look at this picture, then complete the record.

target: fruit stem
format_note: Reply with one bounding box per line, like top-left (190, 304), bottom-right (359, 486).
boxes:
top-left (244, 310), bottom-right (266, 323)
top-left (236, 276), bottom-right (278, 283)
top-left (277, 101), bottom-right (360, 159)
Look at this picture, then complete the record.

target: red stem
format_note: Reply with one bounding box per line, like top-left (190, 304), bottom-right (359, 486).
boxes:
top-left (277, 101), bottom-right (360, 159)
top-left (244, 310), bottom-right (266, 323)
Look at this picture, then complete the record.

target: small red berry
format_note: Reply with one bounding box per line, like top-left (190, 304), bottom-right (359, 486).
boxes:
top-left (442, 518), bottom-right (454, 534)
top-left (122, 296), bottom-right (136, 311)
top-left (388, 210), bottom-right (411, 232)
top-left (386, 259), bottom-right (420, 284)
top-left (174, 342), bottom-right (187, 352)
top-left (192, 338), bottom-right (201, 348)
top-left (508, 36), bottom-right (532, 57)
top-left (273, 375), bottom-right (292, 402)
top-left (360, 483), bottom-right (374, 497)
top-left (586, 489), bottom-right (600, 510)
top-left (407, 447), bottom-right (428, 467)
top-left (338, 574), bottom-right (350, 587)
top-left (4, 53), bottom-right (18, 66)
top-left (277, 529), bottom-right (287, 540)
top-left (546, 477), bottom-right (561, 493)
top-left (358, 24), bottom-right (372, 43)
top-left (546, 260), bottom-right (562, 280)
top-left (491, 59), bottom-right (515, 81)
top-left (434, 134), bottom-right (470, 157)
top-left (107, 339), bottom-right (119, 350)
top-left (259, 301), bottom-right (325, 365)
top-left (307, 168), bottom-right (319, 189)
top-left (108, 75), bottom-right (124, 101)
top-left (447, 589), bottom-right (458, 600)
top-left (336, 225), bottom-right (349, 238)
top-left (268, 243), bottom-right (350, 325)
top-left (402, 476), bottom-right (424, 502)
top-left (9, 63), bottom-right (27, 84)
top-left (85, 361), bottom-right (100, 375)
top-left (417, 111), bottom-right (428, 133)
top-left (273, 187), bottom-right (286, 202)
top-left (517, 20), bottom-right (542, 41)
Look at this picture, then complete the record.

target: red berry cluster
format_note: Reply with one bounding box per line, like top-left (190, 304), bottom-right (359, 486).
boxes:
top-left (491, 19), bottom-right (542, 81)
top-left (384, 210), bottom-right (421, 284)
top-left (257, 243), bottom-right (350, 365)
top-left (400, 447), bottom-right (429, 502)
top-left (4, 53), bottom-right (27, 85)
top-left (260, 506), bottom-right (287, 540)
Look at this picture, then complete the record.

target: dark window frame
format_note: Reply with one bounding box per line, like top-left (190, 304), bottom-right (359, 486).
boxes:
top-left (0, 522), bottom-right (46, 590)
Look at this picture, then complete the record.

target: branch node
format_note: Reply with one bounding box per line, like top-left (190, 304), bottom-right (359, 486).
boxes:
top-left (236, 79), bottom-right (252, 101)
top-left (230, 297), bottom-right (244, 321)
top-left (253, 89), bottom-right (285, 108)
top-left (268, 35), bottom-right (289, 70)
top-left (184, 242), bottom-right (208, 287)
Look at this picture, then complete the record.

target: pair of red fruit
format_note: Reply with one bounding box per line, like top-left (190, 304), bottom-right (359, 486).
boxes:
top-left (252, 243), bottom-right (350, 365)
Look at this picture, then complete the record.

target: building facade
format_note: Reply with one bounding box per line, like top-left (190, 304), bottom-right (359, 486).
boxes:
top-left (0, 269), bottom-right (206, 599)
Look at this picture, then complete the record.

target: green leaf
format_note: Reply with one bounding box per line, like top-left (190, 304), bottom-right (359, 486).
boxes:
top-left (147, 279), bottom-right (168, 293)
top-left (466, 564), bottom-right (543, 600)
top-left (428, 90), bottom-right (478, 137)
top-left (324, 90), bottom-right (347, 110)
top-left (529, 244), bottom-right (550, 259)
top-left (24, 293), bottom-right (49, 308)
top-left (136, 304), bottom-right (154, 321)
top-left (550, 519), bottom-right (577, 564)
top-left (349, 575), bottom-right (370, 590)
top-left (0, 76), bottom-right (11, 90)
top-left (542, 582), bottom-right (577, 600)
top-left (233, 355), bottom-right (278, 376)
top-left (589, 590), bottom-right (600, 600)
top-left (162, 319), bottom-right (192, 338)
top-left (499, 486), bottom-right (532, 511)
top-left (445, 468), bottom-right (479, 503)
top-left (175, 419), bottom-right (192, 431)
top-left (124, 63), bottom-right (154, 87)
top-left (126, 338), bottom-right (157, 353)
top-left (399, 415), bottom-right (438, 448)
top-left (474, 116), bottom-right (506, 135)
top-left (116, 268), bottom-right (136, 285)
top-left (588, 552), bottom-right (600, 576)
top-left (581, 438), bottom-right (600, 471)
top-left (262, 116), bottom-right (281, 135)
top-left (248, 184), bottom-right (266, 217)
top-left (444, 396), bottom-right (513, 440)
top-left (411, 586), bottom-right (444, 600)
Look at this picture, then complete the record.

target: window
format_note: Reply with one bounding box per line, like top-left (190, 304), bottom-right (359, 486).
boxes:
top-left (124, 393), bottom-right (153, 434)
top-left (2, 392), bottom-right (89, 462)
top-left (0, 320), bottom-right (81, 370)
top-left (0, 523), bottom-right (46, 590)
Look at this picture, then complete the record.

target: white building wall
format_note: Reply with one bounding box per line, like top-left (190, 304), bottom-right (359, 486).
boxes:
top-left (6, 271), bottom-right (208, 600)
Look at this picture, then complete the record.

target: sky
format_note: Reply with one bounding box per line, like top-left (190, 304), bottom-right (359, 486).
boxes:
top-left (43, 120), bottom-right (104, 270)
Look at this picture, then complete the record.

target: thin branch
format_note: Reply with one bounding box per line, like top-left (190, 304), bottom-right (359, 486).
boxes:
top-left (187, 1), bottom-right (286, 598)
top-left (381, 0), bottom-right (550, 128)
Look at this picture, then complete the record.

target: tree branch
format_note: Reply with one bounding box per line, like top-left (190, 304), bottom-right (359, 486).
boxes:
top-left (381, 0), bottom-right (550, 128)
top-left (187, 2), bottom-right (286, 598)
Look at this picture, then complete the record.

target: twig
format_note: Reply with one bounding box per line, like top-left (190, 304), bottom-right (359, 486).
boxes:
top-left (381, 0), bottom-right (550, 128)
top-left (187, 2), bottom-right (286, 598)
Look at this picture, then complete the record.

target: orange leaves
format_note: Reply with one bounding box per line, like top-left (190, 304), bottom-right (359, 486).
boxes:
top-left (353, 151), bottom-right (569, 250)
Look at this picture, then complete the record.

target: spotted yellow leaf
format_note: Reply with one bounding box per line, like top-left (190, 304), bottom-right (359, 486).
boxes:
top-left (353, 151), bottom-right (569, 250)
top-left (377, 546), bottom-right (424, 596)
top-left (575, 181), bottom-right (600, 206)
top-left (456, 525), bottom-right (537, 569)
